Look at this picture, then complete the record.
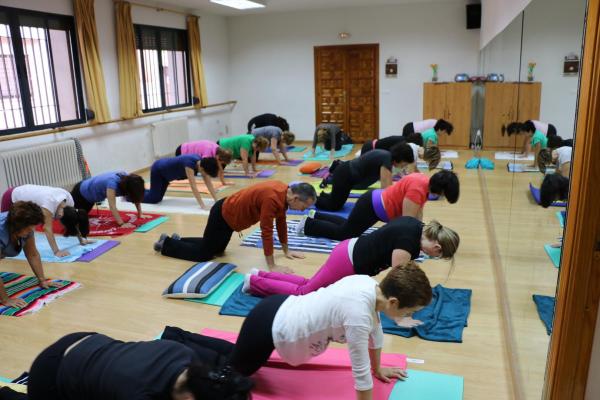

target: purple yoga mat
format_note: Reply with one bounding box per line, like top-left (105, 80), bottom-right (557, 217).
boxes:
top-left (225, 169), bottom-right (276, 179)
top-left (282, 159), bottom-right (304, 166)
top-left (76, 240), bottom-right (120, 262)
top-left (311, 167), bottom-right (329, 178)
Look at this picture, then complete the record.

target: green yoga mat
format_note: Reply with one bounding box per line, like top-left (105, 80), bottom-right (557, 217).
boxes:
top-left (0, 377), bottom-right (10, 383)
top-left (544, 244), bottom-right (561, 268)
top-left (135, 216), bottom-right (169, 232)
top-left (185, 273), bottom-right (245, 306)
top-left (303, 144), bottom-right (354, 160)
top-left (389, 369), bottom-right (464, 400)
top-left (556, 211), bottom-right (565, 228)
top-left (288, 146), bottom-right (307, 152)
top-left (310, 181), bottom-right (379, 196)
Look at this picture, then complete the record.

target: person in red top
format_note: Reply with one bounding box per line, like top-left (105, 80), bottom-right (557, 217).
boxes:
top-left (154, 181), bottom-right (316, 272)
top-left (297, 171), bottom-right (459, 241)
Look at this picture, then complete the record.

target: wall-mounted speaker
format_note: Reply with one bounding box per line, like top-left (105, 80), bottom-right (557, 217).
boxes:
top-left (466, 4), bottom-right (481, 30)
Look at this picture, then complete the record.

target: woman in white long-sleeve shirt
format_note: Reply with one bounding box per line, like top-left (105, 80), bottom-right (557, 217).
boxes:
top-left (228, 264), bottom-right (432, 400)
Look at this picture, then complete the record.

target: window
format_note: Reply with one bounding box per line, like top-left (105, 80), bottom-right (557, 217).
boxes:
top-left (0, 6), bottom-right (85, 135)
top-left (135, 25), bottom-right (191, 112)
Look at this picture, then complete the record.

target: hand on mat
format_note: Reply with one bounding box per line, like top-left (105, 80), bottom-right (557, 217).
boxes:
top-left (120, 222), bottom-right (136, 229)
top-left (284, 250), bottom-right (305, 260)
top-left (54, 249), bottom-right (71, 257)
top-left (394, 316), bottom-right (424, 328)
top-left (39, 280), bottom-right (62, 290)
top-left (270, 265), bottom-right (295, 274)
top-left (374, 367), bottom-right (408, 383)
top-left (140, 214), bottom-right (153, 219)
top-left (1, 297), bottom-right (27, 309)
top-left (80, 239), bottom-right (95, 245)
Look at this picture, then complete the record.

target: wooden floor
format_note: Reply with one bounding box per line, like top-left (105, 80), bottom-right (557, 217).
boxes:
top-left (0, 145), bottom-right (560, 400)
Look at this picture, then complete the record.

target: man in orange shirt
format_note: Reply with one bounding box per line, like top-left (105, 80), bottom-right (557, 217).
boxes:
top-left (154, 181), bottom-right (316, 273)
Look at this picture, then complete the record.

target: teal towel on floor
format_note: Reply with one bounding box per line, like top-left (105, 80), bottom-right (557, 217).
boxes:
top-left (135, 216), bottom-right (169, 232)
top-left (381, 285), bottom-right (472, 342)
top-left (479, 157), bottom-right (495, 170)
top-left (544, 244), bottom-right (561, 268)
top-left (389, 369), bottom-right (464, 400)
top-left (465, 158), bottom-right (479, 169)
top-left (533, 294), bottom-right (555, 335)
top-left (303, 144), bottom-right (354, 160)
top-left (219, 284), bottom-right (261, 316)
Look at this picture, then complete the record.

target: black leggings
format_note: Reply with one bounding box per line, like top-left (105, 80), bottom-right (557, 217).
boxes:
top-left (229, 294), bottom-right (288, 376)
top-left (315, 162), bottom-right (353, 211)
top-left (70, 182), bottom-right (94, 213)
top-left (175, 145), bottom-right (182, 156)
top-left (27, 332), bottom-right (96, 400)
top-left (161, 326), bottom-right (234, 366)
top-left (161, 198), bottom-right (234, 262)
top-left (305, 190), bottom-right (379, 241)
top-left (360, 140), bottom-right (374, 156)
top-left (547, 124), bottom-right (557, 137)
top-left (402, 122), bottom-right (415, 137)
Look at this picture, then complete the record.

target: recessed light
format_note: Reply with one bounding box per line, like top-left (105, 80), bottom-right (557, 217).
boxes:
top-left (210, 0), bottom-right (265, 10)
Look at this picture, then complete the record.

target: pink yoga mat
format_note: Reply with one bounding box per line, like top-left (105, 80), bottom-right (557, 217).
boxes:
top-left (202, 328), bottom-right (406, 400)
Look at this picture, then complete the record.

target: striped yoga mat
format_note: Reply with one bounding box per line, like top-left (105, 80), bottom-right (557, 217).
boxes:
top-left (240, 220), bottom-right (377, 254)
top-left (0, 272), bottom-right (80, 317)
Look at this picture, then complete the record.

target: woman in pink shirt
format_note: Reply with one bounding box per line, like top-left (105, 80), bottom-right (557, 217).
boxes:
top-left (296, 171), bottom-right (459, 241)
top-left (176, 140), bottom-right (233, 185)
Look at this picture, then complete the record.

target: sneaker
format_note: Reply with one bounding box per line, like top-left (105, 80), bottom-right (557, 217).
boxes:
top-left (249, 267), bottom-right (260, 277)
top-left (295, 216), bottom-right (308, 237)
top-left (242, 273), bottom-right (252, 294)
top-left (153, 233), bottom-right (168, 252)
top-left (171, 233), bottom-right (181, 241)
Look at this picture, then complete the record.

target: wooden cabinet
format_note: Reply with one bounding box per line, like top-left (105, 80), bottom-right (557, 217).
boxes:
top-left (423, 82), bottom-right (472, 148)
top-left (482, 82), bottom-right (541, 149)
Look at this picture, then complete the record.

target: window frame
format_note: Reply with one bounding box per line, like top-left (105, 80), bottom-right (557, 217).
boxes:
top-left (134, 24), bottom-right (192, 113)
top-left (0, 5), bottom-right (86, 136)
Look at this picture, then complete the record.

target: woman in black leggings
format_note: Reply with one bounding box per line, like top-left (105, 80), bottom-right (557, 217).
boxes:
top-left (315, 145), bottom-right (414, 211)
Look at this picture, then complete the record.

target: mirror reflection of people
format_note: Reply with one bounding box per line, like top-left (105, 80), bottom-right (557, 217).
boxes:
top-left (539, 173), bottom-right (569, 208)
top-left (537, 146), bottom-right (572, 177)
top-left (0, 201), bottom-right (61, 309)
top-left (507, 120), bottom-right (557, 159)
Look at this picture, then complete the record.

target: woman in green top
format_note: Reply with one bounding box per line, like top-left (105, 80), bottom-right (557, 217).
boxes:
top-left (218, 134), bottom-right (269, 177)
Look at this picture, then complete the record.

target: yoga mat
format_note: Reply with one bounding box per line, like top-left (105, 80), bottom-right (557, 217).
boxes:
top-left (240, 219), bottom-right (377, 254)
top-left (303, 144), bottom-right (354, 160)
top-left (86, 210), bottom-right (165, 237)
top-left (202, 328), bottom-right (406, 400)
top-left (544, 244), bottom-right (561, 268)
top-left (166, 180), bottom-right (226, 194)
top-left (262, 145), bottom-right (307, 153)
top-left (380, 285), bottom-right (472, 343)
top-left (76, 240), bottom-right (120, 262)
top-left (533, 294), bottom-right (555, 335)
top-left (440, 150), bottom-right (459, 159)
top-left (529, 183), bottom-right (567, 207)
top-left (556, 210), bottom-right (566, 228)
top-left (257, 159), bottom-right (304, 166)
top-left (224, 169), bottom-right (276, 179)
top-left (287, 202), bottom-right (355, 219)
top-left (185, 272), bottom-right (245, 306)
top-left (310, 167), bottom-right (329, 178)
top-left (8, 234), bottom-right (119, 263)
top-left (310, 181), bottom-right (379, 199)
top-left (105, 197), bottom-right (213, 216)
top-left (389, 369), bottom-right (464, 400)
top-left (135, 216), bottom-right (170, 232)
top-left (0, 381), bottom-right (27, 394)
top-left (219, 283), bottom-right (261, 316)
top-left (417, 160), bottom-right (453, 171)
top-left (0, 272), bottom-right (80, 317)
top-left (495, 151), bottom-right (534, 161)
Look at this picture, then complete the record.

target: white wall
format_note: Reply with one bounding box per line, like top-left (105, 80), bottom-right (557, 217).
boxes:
top-left (226, 2), bottom-right (480, 140)
top-left (0, 0), bottom-right (232, 175)
top-left (480, 0), bottom-right (585, 138)
top-left (587, 303), bottom-right (600, 399)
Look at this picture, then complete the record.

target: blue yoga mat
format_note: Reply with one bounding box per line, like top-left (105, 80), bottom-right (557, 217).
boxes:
top-left (533, 294), bottom-right (555, 335)
top-left (219, 284), bottom-right (261, 316)
top-left (529, 183), bottom-right (567, 207)
top-left (8, 234), bottom-right (115, 263)
top-left (303, 144), bottom-right (354, 160)
top-left (556, 211), bottom-right (566, 228)
top-left (544, 244), bottom-right (561, 268)
top-left (287, 202), bottom-right (355, 219)
top-left (263, 145), bottom-right (307, 153)
top-left (381, 285), bottom-right (472, 342)
top-left (389, 369), bottom-right (464, 400)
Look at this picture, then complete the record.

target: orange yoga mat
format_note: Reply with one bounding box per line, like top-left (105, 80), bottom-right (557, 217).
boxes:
top-left (166, 180), bottom-right (227, 193)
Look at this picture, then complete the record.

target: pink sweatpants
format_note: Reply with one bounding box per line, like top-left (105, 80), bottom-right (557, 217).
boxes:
top-left (249, 239), bottom-right (355, 296)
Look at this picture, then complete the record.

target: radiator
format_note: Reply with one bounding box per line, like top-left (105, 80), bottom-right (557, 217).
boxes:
top-left (150, 118), bottom-right (189, 159)
top-left (0, 139), bottom-right (86, 193)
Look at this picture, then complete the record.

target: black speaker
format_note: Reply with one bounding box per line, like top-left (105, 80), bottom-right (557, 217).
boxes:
top-left (466, 4), bottom-right (481, 30)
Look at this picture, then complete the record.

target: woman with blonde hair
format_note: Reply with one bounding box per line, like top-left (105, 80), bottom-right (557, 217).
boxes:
top-left (218, 134), bottom-right (269, 177)
top-left (310, 123), bottom-right (343, 159)
top-left (251, 125), bottom-right (296, 164)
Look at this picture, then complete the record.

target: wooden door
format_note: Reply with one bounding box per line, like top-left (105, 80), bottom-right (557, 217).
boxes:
top-left (314, 44), bottom-right (379, 142)
top-left (423, 83), bottom-right (447, 122)
top-left (515, 82), bottom-right (542, 122)
top-left (483, 83), bottom-right (519, 149)
top-left (443, 83), bottom-right (472, 148)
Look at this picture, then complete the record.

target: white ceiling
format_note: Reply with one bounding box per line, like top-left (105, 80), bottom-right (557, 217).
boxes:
top-left (135, 0), bottom-right (467, 17)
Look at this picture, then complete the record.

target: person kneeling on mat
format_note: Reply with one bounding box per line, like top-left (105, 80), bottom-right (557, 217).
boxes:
top-left (143, 155), bottom-right (220, 210)
top-left (154, 181), bottom-right (316, 273)
top-left (0, 326), bottom-right (254, 400)
top-left (537, 146), bottom-right (572, 177)
top-left (251, 126), bottom-right (295, 164)
top-left (315, 144), bottom-right (415, 211)
top-left (246, 216), bottom-right (458, 297)
top-left (360, 135), bottom-right (441, 170)
top-left (309, 123), bottom-right (343, 159)
top-left (175, 139), bottom-right (234, 186)
top-left (540, 173), bottom-right (569, 208)
top-left (1, 185), bottom-right (91, 257)
top-left (217, 134), bottom-right (269, 178)
top-left (298, 171), bottom-right (459, 241)
top-left (402, 119), bottom-right (453, 148)
top-left (228, 264), bottom-right (432, 400)
top-left (0, 202), bottom-right (61, 309)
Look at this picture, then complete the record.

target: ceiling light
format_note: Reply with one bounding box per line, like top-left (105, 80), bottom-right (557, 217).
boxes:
top-left (210, 0), bottom-right (265, 10)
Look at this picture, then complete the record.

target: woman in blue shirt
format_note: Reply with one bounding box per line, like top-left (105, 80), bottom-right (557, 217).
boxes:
top-left (0, 202), bottom-right (60, 309)
top-left (143, 155), bottom-right (220, 209)
top-left (71, 172), bottom-right (145, 228)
